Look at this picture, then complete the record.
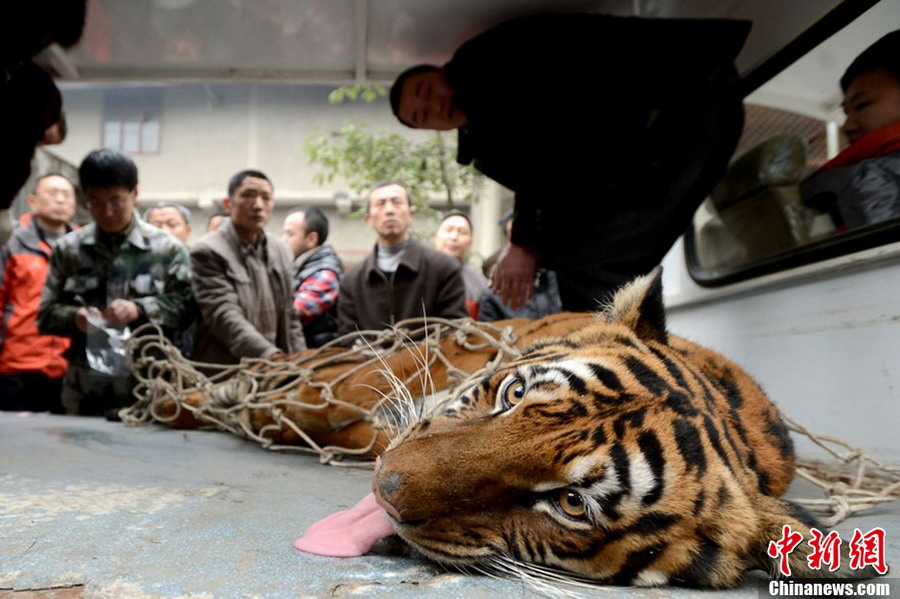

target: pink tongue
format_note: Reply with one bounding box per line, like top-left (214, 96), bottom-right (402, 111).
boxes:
top-left (292, 492), bottom-right (396, 557)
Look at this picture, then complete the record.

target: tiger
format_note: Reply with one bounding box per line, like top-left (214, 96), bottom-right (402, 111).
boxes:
top-left (372, 269), bottom-right (879, 588)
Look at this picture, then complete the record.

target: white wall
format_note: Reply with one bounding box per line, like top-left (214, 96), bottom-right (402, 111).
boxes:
top-left (661, 238), bottom-right (900, 459)
top-left (52, 82), bottom-right (503, 262)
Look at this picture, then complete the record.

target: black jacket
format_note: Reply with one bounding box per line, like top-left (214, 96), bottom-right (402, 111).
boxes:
top-left (446, 13), bottom-right (748, 283)
top-left (337, 239), bottom-right (467, 335)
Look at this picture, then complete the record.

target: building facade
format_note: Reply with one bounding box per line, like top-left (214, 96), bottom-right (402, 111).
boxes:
top-left (39, 82), bottom-right (505, 263)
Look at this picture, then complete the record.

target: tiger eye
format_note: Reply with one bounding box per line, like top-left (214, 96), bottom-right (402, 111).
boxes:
top-left (498, 375), bottom-right (526, 408)
top-left (558, 490), bottom-right (587, 518)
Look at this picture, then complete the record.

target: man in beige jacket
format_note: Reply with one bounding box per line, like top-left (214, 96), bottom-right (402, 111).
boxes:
top-left (190, 170), bottom-right (304, 365)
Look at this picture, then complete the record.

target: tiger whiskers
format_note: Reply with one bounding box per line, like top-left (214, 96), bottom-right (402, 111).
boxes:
top-left (350, 334), bottom-right (418, 439)
top-left (392, 325), bottom-right (439, 422)
top-left (398, 534), bottom-right (619, 598)
top-left (364, 323), bottom-right (444, 448)
top-left (476, 554), bottom-right (612, 599)
top-left (356, 379), bottom-right (411, 437)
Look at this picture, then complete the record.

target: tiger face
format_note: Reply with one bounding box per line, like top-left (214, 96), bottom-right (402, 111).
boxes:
top-left (373, 270), bottom-right (870, 588)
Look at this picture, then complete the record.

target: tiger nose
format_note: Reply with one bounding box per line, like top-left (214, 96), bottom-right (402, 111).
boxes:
top-left (373, 457), bottom-right (405, 522)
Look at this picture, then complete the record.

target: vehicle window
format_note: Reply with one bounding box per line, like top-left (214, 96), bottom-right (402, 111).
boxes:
top-left (686, 8), bottom-right (900, 286)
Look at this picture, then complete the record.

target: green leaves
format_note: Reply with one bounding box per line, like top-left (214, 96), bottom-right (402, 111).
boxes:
top-left (327, 83), bottom-right (388, 104)
top-left (305, 119), bottom-right (482, 214)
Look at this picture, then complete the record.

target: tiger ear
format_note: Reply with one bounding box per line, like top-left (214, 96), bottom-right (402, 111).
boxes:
top-left (603, 267), bottom-right (667, 344)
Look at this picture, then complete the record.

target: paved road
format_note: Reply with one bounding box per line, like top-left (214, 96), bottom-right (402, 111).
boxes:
top-left (2, 413), bottom-right (897, 598)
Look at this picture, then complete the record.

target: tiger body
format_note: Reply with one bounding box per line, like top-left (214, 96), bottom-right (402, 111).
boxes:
top-left (373, 270), bottom-right (864, 587)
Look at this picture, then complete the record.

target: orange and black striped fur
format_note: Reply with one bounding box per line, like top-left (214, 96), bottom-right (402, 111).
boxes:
top-left (374, 270), bottom-right (873, 588)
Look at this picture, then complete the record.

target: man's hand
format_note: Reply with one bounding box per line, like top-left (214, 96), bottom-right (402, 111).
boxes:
top-left (102, 299), bottom-right (141, 327)
top-left (75, 306), bottom-right (102, 333)
top-left (490, 242), bottom-right (539, 311)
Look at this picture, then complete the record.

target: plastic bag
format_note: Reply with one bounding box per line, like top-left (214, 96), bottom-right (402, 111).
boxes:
top-left (85, 314), bottom-right (132, 376)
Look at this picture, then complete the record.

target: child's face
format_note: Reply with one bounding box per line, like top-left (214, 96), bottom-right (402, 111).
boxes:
top-left (841, 68), bottom-right (900, 144)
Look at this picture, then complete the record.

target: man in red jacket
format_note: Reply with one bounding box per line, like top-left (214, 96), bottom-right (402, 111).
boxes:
top-left (0, 173), bottom-right (77, 411)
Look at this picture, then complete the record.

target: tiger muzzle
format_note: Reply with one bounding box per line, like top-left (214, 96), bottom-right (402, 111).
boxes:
top-left (373, 446), bottom-right (470, 524)
top-left (373, 464), bottom-right (405, 522)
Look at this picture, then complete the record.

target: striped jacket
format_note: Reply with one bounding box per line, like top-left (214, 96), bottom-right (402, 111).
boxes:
top-left (0, 213), bottom-right (73, 377)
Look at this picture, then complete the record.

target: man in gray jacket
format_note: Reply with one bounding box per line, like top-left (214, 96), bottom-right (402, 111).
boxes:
top-left (191, 170), bottom-right (304, 365)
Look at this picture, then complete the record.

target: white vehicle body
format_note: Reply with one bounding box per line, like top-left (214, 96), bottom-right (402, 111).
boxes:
top-left (663, 239), bottom-right (900, 458)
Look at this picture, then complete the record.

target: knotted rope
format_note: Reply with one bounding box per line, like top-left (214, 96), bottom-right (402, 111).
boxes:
top-left (121, 319), bottom-right (899, 524)
top-left (784, 414), bottom-right (900, 526)
top-left (122, 318), bottom-right (524, 467)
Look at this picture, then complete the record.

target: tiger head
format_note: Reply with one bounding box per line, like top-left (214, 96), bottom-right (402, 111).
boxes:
top-left (373, 270), bottom-right (869, 588)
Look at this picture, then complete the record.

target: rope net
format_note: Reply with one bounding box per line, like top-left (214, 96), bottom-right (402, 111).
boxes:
top-left (121, 316), bottom-right (899, 525)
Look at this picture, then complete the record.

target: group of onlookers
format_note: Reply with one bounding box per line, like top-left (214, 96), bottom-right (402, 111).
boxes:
top-left (0, 149), bottom-right (560, 418)
top-left (7, 23), bottom-right (898, 421)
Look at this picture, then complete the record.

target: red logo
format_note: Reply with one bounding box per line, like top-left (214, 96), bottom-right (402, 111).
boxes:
top-left (768, 526), bottom-right (888, 576)
top-left (807, 528), bottom-right (842, 572)
top-left (768, 525), bottom-right (804, 576)
top-left (848, 527), bottom-right (888, 575)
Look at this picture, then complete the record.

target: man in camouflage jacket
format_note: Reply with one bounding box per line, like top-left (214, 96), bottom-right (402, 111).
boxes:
top-left (38, 149), bottom-right (192, 416)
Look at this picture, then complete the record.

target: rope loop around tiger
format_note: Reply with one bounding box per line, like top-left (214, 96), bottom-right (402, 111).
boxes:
top-left (122, 318), bottom-right (527, 468)
top-left (782, 414), bottom-right (900, 526)
top-left (120, 318), bottom-right (899, 524)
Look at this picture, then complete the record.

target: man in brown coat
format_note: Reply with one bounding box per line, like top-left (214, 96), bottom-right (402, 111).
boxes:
top-left (191, 170), bottom-right (304, 364)
top-left (337, 181), bottom-right (466, 334)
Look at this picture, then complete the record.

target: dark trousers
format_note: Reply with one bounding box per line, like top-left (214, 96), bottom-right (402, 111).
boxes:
top-left (0, 372), bottom-right (65, 413)
top-left (61, 364), bottom-right (135, 416)
top-left (544, 68), bottom-right (745, 312)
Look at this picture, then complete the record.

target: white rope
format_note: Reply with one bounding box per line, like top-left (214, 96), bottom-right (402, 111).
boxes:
top-left (122, 321), bottom-right (899, 525)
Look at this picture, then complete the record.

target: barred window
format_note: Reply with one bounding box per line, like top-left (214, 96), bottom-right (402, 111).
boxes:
top-left (102, 90), bottom-right (163, 154)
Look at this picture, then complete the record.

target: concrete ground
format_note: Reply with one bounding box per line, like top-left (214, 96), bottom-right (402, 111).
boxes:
top-left (1, 413), bottom-right (898, 599)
